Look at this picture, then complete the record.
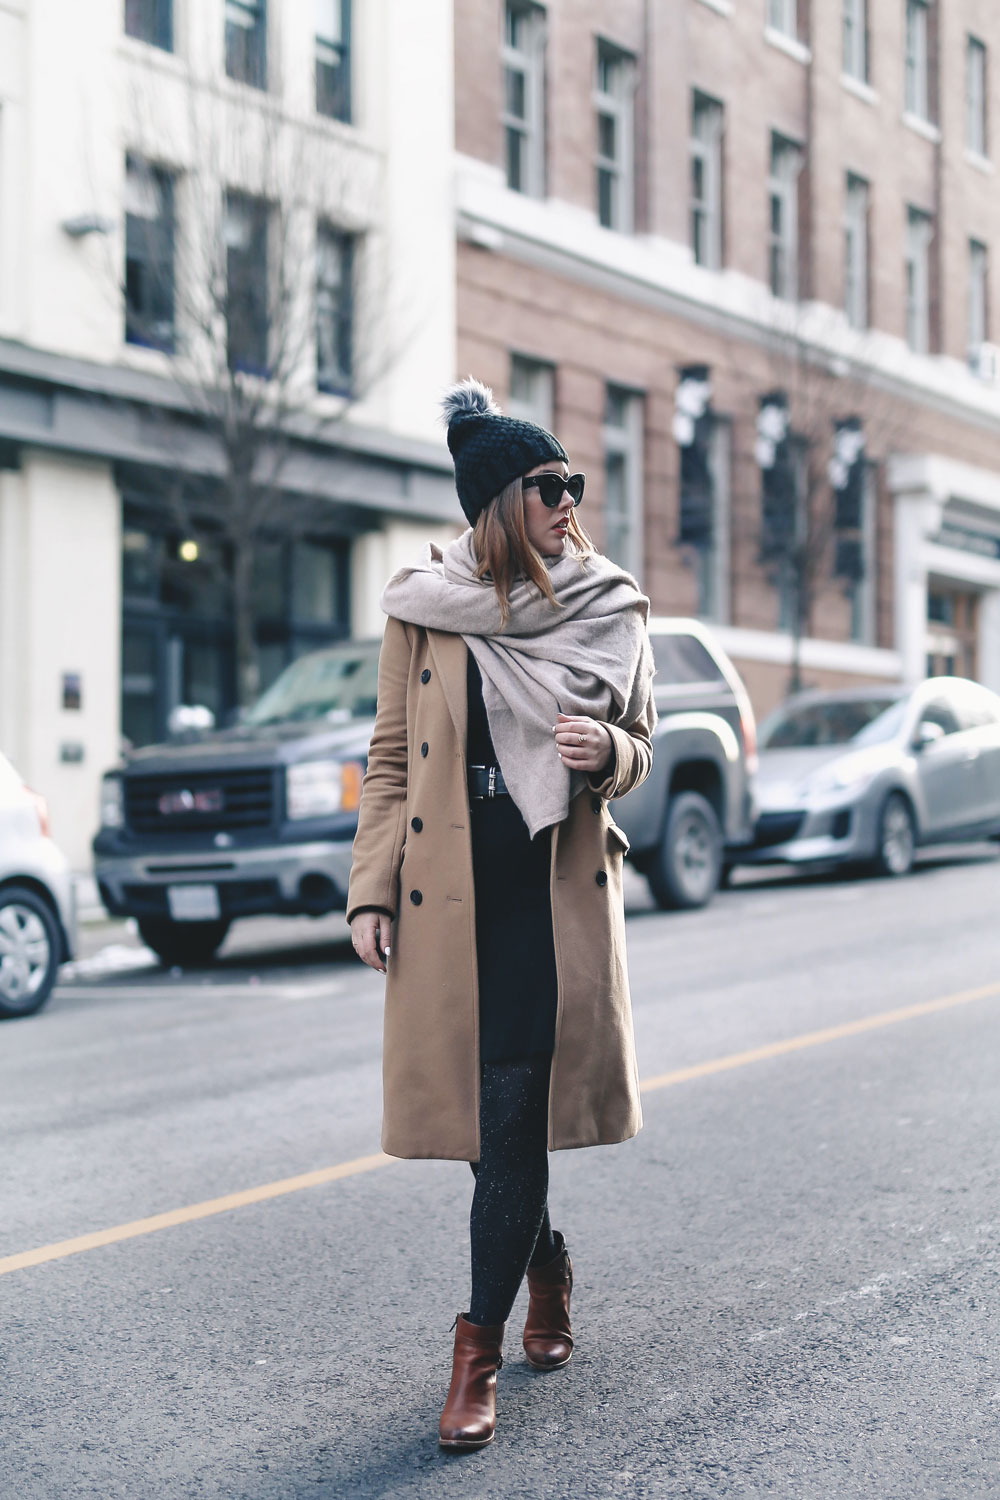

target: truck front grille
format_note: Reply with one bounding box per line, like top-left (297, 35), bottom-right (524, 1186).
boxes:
top-left (124, 769), bottom-right (277, 834)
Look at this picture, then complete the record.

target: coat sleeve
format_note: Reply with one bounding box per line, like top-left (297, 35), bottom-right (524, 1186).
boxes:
top-left (587, 688), bottom-right (655, 801)
top-left (346, 616), bottom-right (412, 924)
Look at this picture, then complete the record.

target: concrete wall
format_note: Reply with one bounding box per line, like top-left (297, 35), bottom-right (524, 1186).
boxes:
top-left (0, 453), bottom-right (121, 867)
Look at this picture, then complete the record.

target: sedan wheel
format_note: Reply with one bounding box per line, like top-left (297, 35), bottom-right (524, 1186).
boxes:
top-left (0, 886), bottom-right (61, 1019)
top-left (872, 792), bottom-right (916, 878)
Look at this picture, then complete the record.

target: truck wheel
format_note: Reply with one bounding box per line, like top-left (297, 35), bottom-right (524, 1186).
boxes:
top-left (137, 918), bottom-right (231, 968)
top-left (647, 792), bottom-right (722, 911)
top-left (870, 792), bottom-right (915, 878)
top-left (0, 885), bottom-right (62, 1019)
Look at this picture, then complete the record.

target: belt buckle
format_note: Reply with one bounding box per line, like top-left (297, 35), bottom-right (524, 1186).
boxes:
top-left (488, 766), bottom-right (496, 798)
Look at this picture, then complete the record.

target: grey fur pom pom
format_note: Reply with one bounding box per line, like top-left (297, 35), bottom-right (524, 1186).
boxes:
top-left (440, 377), bottom-right (501, 426)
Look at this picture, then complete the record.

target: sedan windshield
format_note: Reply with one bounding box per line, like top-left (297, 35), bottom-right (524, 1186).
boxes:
top-left (761, 696), bottom-right (907, 750)
top-left (246, 646), bottom-right (380, 726)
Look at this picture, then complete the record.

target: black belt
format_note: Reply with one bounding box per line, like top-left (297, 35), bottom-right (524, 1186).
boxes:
top-left (468, 764), bottom-right (510, 799)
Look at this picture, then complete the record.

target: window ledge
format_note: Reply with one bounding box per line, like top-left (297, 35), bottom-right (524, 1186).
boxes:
top-left (965, 149), bottom-right (995, 175)
top-left (695, 0), bottom-right (733, 16)
top-left (763, 26), bottom-right (812, 66)
top-left (902, 112), bottom-right (942, 144)
top-left (840, 73), bottom-right (878, 106)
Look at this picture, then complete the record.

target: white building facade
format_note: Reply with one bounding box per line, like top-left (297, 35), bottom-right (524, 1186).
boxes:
top-left (0, 0), bottom-right (457, 868)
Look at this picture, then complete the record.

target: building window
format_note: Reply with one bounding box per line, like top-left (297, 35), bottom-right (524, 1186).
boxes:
top-left (124, 0), bottom-right (173, 50)
top-left (905, 206), bottom-right (932, 353)
top-left (508, 354), bottom-right (555, 427)
top-left (225, 192), bottom-right (269, 375)
top-left (767, 0), bottom-right (798, 38)
top-left (967, 36), bottom-right (988, 156)
top-left (844, 173), bottom-right (869, 330)
top-left (768, 133), bottom-right (802, 301)
top-left (316, 225), bottom-right (354, 393)
top-left (969, 239), bottom-right (989, 360)
top-left (226, 0), bottom-right (267, 90)
top-left (842, 0), bottom-right (868, 82)
top-left (502, 1), bottom-right (546, 197)
top-left (848, 463), bottom-right (877, 646)
top-left (316, 0), bottom-right (351, 122)
top-left (603, 386), bottom-right (644, 579)
top-left (691, 92), bottom-right (724, 271)
top-left (904, 0), bottom-right (929, 119)
top-left (595, 40), bottom-right (635, 232)
top-left (125, 156), bottom-right (175, 353)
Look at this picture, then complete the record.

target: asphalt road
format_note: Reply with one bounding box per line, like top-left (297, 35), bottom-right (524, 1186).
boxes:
top-left (3, 849), bottom-right (1000, 1500)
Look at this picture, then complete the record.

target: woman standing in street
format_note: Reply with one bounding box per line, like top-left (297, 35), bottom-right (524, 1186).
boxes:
top-left (347, 379), bottom-right (655, 1451)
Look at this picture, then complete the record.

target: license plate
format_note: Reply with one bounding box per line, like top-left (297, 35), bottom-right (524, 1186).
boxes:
top-left (167, 884), bottom-right (221, 922)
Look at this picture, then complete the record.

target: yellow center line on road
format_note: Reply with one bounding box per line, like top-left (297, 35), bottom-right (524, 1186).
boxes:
top-left (3, 978), bottom-right (999, 1280)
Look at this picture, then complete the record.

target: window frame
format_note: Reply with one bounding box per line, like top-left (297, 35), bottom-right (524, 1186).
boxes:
top-left (768, 132), bottom-right (803, 302)
top-left (224, 190), bottom-right (271, 377)
top-left (904, 0), bottom-right (930, 120)
top-left (225, 0), bottom-right (268, 91)
top-left (843, 172), bottom-right (870, 330)
top-left (842, 0), bottom-right (868, 82)
top-left (502, 1), bottom-right (546, 198)
top-left (966, 35), bottom-right (988, 157)
top-left (316, 0), bottom-right (352, 123)
top-left (602, 384), bottom-right (645, 581)
top-left (690, 91), bottom-right (724, 271)
top-left (767, 0), bottom-right (798, 40)
top-left (968, 238), bottom-right (989, 358)
top-left (904, 205), bottom-right (933, 354)
top-left (594, 38), bottom-right (636, 233)
top-left (508, 353), bottom-right (556, 428)
top-left (316, 223), bottom-right (355, 396)
top-left (124, 0), bottom-right (173, 51)
top-left (124, 155), bottom-right (177, 354)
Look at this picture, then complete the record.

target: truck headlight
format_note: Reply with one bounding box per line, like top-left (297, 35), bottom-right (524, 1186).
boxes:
top-left (286, 760), bottom-right (363, 820)
top-left (100, 775), bottom-right (124, 830)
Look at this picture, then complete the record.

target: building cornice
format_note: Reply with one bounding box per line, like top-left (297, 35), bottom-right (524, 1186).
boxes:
top-left (0, 337), bottom-right (456, 521)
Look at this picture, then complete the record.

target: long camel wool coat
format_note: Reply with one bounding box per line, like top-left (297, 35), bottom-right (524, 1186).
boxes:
top-left (347, 616), bottom-right (655, 1162)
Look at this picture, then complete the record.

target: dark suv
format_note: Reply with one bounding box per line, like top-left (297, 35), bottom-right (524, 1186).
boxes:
top-left (93, 620), bottom-right (756, 963)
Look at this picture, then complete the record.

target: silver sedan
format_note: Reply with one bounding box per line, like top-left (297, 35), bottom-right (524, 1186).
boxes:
top-left (737, 677), bottom-right (1000, 877)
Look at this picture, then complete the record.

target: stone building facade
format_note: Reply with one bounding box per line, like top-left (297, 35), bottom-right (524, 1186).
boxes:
top-left (453, 0), bottom-right (1000, 715)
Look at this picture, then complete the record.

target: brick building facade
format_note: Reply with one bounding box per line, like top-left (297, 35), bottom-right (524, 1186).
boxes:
top-left (453, 0), bottom-right (1000, 715)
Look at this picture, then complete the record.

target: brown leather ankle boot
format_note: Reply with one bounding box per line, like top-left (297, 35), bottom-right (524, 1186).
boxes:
top-left (523, 1233), bottom-right (574, 1370)
top-left (438, 1314), bottom-right (505, 1450)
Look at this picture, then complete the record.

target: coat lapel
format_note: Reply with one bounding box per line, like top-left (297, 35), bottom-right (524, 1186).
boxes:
top-left (426, 629), bottom-right (468, 752)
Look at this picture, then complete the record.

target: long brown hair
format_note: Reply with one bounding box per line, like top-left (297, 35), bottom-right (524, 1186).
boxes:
top-left (472, 478), bottom-right (594, 626)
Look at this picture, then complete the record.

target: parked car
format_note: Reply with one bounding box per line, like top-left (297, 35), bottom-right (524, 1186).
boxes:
top-left (736, 677), bottom-right (1000, 877)
top-left (0, 752), bottom-right (76, 1018)
top-left (613, 618), bottom-right (757, 908)
top-left (93, 620), bottom-right (757, 965)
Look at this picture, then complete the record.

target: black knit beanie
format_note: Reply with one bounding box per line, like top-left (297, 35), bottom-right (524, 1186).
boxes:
top-left (442, 377), bottom-right (568, 526)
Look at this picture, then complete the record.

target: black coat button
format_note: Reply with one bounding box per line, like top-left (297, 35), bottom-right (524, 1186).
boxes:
top-left (410, 816), bottom-right (423, 832)
top-left (410, 889), bottom-right (423, 905)
top-left (591, 795), bottom-right (602, 814)
top-left (595, 870), bottom-right (608, 888)
top-left (420, 669), bottom-right (431, 684)
top-left (420, 742), bottom-right (429, 757)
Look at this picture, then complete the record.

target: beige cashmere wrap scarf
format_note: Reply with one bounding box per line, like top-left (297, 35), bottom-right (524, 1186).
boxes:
top-left (380, 530), bottom-right (655, 837)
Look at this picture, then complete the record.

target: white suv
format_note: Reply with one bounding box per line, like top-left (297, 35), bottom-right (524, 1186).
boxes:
top-left (0, 753), bottom-right (76, 1018)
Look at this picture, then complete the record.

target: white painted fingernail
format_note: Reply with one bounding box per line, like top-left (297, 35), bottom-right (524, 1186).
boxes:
top-left (384, 946), bottom-right (391, 956)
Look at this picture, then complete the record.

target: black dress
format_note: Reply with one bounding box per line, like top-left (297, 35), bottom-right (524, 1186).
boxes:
top-left (467, 652), bottom-right (558, 1064)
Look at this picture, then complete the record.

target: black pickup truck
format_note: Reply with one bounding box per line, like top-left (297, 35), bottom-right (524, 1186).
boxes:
top-left (94, 620), bottom-right (756, 964)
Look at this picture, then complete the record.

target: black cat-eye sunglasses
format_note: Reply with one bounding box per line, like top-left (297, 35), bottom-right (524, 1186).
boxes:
top-left (522, 472), bottom-right (586, 508)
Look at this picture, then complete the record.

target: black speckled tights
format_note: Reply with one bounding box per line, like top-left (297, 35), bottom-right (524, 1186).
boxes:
top-left (467, 1057), bottom-right (560, 1327)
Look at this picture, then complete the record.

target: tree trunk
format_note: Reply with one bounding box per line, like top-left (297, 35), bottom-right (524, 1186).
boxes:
top-left (232, 534), bottom-right (259, 708)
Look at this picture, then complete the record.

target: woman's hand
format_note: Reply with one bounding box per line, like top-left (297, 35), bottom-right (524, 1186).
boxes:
top-left (351, 910), bottom-right (393, 975)
top-left (554, 714), bottom-right (613, 775)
